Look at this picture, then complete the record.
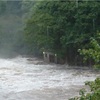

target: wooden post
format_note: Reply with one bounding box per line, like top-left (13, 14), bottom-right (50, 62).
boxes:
top-left (55, 54), bottom-right (57, 64)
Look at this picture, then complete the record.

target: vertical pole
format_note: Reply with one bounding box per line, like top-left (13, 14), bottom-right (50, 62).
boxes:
top-left (55, 54), bottom-right (57, 64)
top-left (93, 19), bottom-right (95, 32)
top-left (46, 26), bottom-right (50, 50)
top-left (76, 0), bottom-right (78, 8)
top-left (47, 26), bottom-right (49, 36)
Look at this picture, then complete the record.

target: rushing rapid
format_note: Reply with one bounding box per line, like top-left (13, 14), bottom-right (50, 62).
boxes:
top-left (0, 56), bottom-right (99, 100)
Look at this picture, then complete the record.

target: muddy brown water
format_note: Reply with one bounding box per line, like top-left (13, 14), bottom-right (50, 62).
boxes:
top-left (0, 56), bottom-right (99, 100)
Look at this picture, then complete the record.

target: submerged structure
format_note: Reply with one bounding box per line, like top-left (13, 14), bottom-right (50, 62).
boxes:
top-left (43, 52), bottom-right (57, 63)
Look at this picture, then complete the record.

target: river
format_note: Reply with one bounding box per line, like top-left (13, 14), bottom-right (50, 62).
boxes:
top-left (0, 56), bottom-right (99, 100)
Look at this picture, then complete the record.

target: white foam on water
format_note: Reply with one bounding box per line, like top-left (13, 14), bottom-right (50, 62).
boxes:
top-left (0, 56), bottom-right (99, 94)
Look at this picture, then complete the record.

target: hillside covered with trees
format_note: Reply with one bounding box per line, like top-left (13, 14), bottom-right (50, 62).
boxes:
top-left (24, 0), bottom-right (100, 66)
top-left (0, 0), bottom-right (100, 66)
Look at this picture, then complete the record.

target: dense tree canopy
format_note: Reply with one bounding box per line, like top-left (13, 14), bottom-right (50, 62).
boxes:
top-left (24, 0), bottom-right (100, 65)
top-left (0, 0), bottom-right (100, 64)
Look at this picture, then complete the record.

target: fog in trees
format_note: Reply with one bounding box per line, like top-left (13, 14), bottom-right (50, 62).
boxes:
top-left (0, 1), bottom-right (30, 57)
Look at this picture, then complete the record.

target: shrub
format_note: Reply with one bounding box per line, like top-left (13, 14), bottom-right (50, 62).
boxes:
top-left (78, 32), bottom-right (100, 68)
top-left (69, 77), bottom-right (100, 100)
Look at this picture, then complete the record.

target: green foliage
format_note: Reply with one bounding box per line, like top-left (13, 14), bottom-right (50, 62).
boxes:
top-left (78, 32), bottom-right (100, 68)
top-left (24, 0), bottom-right (100, 62)
top-left (69, 77), bottom-right (100, 100)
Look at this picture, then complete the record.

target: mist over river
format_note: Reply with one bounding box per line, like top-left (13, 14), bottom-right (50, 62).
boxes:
top-left (0, 56), bottom-right (99, 100)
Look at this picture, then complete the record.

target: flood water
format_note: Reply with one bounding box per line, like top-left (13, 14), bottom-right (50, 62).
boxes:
top-left (0, 56), bottom-right (99, 100)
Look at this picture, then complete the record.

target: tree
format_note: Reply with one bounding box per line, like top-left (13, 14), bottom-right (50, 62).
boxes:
top-left (79, 32), bottom-right (100, 68)
top-left (24, 0), bottom-right (100, 64)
